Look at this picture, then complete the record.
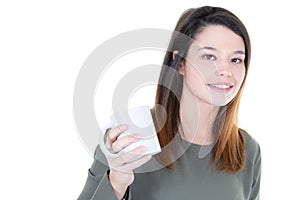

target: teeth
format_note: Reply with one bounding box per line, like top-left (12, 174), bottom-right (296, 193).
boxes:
top-left (208, 84), bottom-right (232, 89)
top-left (215, 85), bottom-right (230, 89)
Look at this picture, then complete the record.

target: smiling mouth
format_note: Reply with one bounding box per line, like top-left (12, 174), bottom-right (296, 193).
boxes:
top-left (207, 83), bottom-right (234, 92)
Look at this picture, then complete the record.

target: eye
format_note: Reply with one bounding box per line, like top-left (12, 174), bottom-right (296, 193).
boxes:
top-left (231, 58), bottom-right (243, 64)
top-left (203, 54), bottom-right (216, 61)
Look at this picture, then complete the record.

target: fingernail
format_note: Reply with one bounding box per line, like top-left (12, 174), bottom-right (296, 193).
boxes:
top-left (131, 134), bottom-right (141, 139)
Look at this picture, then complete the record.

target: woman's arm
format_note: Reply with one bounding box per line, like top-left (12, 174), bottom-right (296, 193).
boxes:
top-left (77, 146), bottom-right (121, 200)
top-left (249, 143), bottom-right (261, 200)
top-left (78, 124), bottom-right (151, 200)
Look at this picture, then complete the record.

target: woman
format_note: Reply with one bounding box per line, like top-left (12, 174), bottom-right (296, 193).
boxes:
top-left (78, 6), bottom-right (261, 200)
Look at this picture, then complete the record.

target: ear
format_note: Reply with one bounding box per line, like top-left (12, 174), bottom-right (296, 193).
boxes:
top-left (172, 50), bottom-right (179, 60)
top-left (178, 62), bottom-right (185, 75)
top-left (173, 50), bottom-right (185, 75)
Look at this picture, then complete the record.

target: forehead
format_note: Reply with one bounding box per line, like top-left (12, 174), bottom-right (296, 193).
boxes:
top-left (193, 25), bottom-right (245, 51)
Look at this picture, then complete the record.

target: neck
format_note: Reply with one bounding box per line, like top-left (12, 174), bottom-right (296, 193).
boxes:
top-left (179, 83), bottom-right (219, 145)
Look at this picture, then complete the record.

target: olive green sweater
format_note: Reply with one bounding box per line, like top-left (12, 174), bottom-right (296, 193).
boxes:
top-left (78, 129), bottom-right (261, 200)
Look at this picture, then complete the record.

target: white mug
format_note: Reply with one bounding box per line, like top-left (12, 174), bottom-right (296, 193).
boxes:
top-left (107, 106), bottom-right (161, 158)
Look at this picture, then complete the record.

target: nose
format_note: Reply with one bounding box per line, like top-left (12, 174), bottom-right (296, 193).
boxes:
top-left (216, 61), bottom-right (232, 77)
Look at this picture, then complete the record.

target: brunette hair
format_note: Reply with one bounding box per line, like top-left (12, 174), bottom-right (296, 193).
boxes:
top-left (153, 6), bottom-right (251, 173)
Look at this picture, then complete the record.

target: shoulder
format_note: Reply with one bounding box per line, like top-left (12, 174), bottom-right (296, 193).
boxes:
top-left (239, 128), bottom-right (262, 198)
top-left (239, 128), bottom-right (261, 164)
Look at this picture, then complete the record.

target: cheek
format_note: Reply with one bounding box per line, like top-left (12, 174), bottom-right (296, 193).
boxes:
top-left (232, 66), bottom-right (246, 88)
top-left (185, 66), bottom-right (210, 95)
top-left (186, 65), bottom-right (206, 84)
top-left (237, 67), bottom-right (246, 85)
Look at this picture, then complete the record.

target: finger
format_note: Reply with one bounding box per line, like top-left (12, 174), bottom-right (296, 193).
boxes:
top-left (111, 134), bottom-right (140, 153)
top-left (107, 124), bottom-right (128, 143)
top-left (118, 154), bottom-right (152, 173)
top-left (111, 145), bottom-right (145, 166)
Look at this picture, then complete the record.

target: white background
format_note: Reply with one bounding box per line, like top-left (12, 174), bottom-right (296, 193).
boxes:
top-left (1, 0), bottom-right (299, 199)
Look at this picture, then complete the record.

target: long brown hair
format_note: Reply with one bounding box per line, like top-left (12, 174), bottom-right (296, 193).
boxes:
top-left (152, 6), bottom-right (251, 173)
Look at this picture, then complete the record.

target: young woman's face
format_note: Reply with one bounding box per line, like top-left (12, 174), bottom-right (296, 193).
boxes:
top-left (179, 25), bottom-right (246, 106)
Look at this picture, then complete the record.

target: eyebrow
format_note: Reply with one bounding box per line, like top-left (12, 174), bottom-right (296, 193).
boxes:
top-left (198, 46), bottom-right (245, 55)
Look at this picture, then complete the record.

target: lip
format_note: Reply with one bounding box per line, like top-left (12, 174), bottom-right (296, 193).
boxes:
top-left (207, 82), bottom-right (234, 93)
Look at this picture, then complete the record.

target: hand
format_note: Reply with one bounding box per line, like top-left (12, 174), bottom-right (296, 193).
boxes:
top-left (104, 124), bottom-right (152, 199)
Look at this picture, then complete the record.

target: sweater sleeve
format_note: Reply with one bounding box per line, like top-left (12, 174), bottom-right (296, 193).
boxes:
top-left (77, 145), bottom-right (121, 200)
top-left (249, 143), bottom-right (261, 200)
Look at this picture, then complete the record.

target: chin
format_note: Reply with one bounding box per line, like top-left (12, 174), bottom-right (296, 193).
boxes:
top-left (195, 94), bottom-right (234, 107)
top-left (210, 99), bottom-right (232, 107)
top-left (212, 102), bottom-right (228, 107)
